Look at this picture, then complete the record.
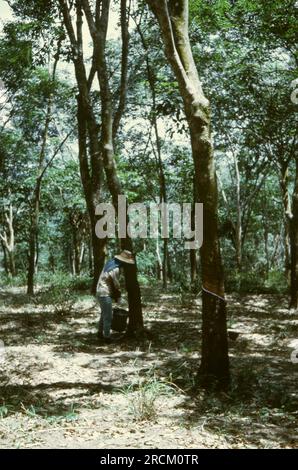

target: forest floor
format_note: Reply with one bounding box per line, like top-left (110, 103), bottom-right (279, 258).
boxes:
top-left (0, 284), bottom-right (297, 449)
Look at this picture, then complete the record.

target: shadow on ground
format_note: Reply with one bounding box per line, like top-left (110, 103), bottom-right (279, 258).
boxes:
top-left (0, 286), bottom-right (297, 448)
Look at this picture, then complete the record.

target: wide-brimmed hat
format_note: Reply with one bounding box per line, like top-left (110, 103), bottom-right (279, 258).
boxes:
top-left (115, 250), bottom-right (135, 265)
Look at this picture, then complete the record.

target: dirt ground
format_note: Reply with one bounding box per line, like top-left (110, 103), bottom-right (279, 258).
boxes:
top-left (0, 285), bottom-right (297, 449)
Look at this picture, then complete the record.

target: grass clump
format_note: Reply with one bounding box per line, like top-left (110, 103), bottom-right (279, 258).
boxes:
top-left (122, 366), bottom-right (177, 422)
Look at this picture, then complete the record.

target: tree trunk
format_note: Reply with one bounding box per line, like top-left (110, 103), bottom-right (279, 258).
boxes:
top-left (69, 246), bottom-right (74, 274)
top-left (79, 242), bottom-right (85, 271)
top-left (58, 0), bottom-right (107, 292)
top-left (289, 157), bottom-right (298, 309)
top-left (0, 201), bottom-right (16, 277)
top-left (280, 162), bottom-right (291, 280)
top-left (147, 0), bottom-right (229, 388)
top-left (71, 221), bottom-right (80, 275)
top-left (26, 40), bottom-right (62, 294)
top-left (137, 21), bottom-right (169, 288)
top-left (156, 236), bottom-right (163, 280)
top-left (167, 247), bottom-right (173, 282)
top-left (76, 92), bottom-right (105, 291)
top-left (88, 237), bottom-right (93, 277)
top-left (190, 249), bottom-right (198, 283)
top-left (27, 183), bottom-right (41, 294)
top-left (223, 131), bottom-right (242, 270)
top-left (1, 242), bottom-right (9, 275)
top-left (233, 151), bottom-right (242, 271)
top-left (81, 0), bottom-right (143, 332)
top-left (190, 179), bottom-right (198, 283)
top-left (190, 107), bottom-right (229, 388)
top-left (8, 253), bottom-right (16, 278)
top-left (264, 224), bottom-right (270, 276)
top-left (270, 233), bottom-right (281, 269)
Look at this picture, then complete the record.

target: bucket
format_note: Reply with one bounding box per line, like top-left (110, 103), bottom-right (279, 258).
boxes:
top-left (111, 307), bottom-right (129, 332)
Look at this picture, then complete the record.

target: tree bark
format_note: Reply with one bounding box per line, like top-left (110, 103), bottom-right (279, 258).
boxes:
top-left (0, 201), bottom-right (16, 277)
top-left (190, 249), bottom-right (198, 283)
top-left (233, 151), bottom-right (242, 271)
top-left (79, 242), bottom-right (85, 271)
top-left (223, 130), bottom-right (242, 270)
top-left (156, 236), bottom-right (163, 280)
top-left (279, 162), bottom-right (291, 280)
top-left (73, 225), bottom-right (80, 275)
top-left (167, 250), bottom-right (173, 282)
top-left (147, 0), bottom-right (229, 388)
top-left (1, 241), bottom-right (9, 275)
top-left (289, 157), bottom-right (298, 309)
top-left (190, 176), bottom-right (198, 283)
top-left (264, 223), bottom-right (270, 276)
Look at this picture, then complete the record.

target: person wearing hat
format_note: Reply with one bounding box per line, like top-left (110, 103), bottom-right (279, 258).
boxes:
top-left (96, 250), bottom-right (135, 343)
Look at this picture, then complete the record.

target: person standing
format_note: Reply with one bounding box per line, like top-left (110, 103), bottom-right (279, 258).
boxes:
top-left (96, 250), bottom-right (135, 343)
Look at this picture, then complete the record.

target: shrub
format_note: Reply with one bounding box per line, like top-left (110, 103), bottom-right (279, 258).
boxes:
top-left (69, 274), bottom-right (92, 291)
top-left (0, 272), bottom-right (27, 287)
top-left (35, 272), bottom-right (77, 315)
top-left (225, 270), bottom-right (288, 294)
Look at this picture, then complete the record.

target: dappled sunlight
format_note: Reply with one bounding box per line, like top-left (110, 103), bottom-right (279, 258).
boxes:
top-left (0, 287), bottom-right (297, 448)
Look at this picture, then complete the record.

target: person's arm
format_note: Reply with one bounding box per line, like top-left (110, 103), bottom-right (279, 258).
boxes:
top-left (110, 267), bottom-right (121, 301)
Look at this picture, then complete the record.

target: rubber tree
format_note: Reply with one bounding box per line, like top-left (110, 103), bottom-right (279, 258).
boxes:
top-left (27, 47), bottom-right (60, 295)
top-left (146, 0), bottom-right (229, 388)
top-left (289, 156), bottom-right (298, 309)
top-left (63, 0), bottom-right (143, 331)
top-left (135, 21), bottom-right (170, 289)
top-left (0, 201), bottom-right (16, 276)
top-left (58, 0), bottom-right (107, 293)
